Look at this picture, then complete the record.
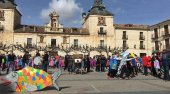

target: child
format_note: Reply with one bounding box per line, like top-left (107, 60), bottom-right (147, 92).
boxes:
top-left (154, 57), bottom-right (160, 76)
top-left (49, 56), bottom-right (54, 68)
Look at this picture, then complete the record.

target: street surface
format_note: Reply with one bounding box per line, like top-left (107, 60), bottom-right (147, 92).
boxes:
top-left (0, 69), bottom-right (170, 94)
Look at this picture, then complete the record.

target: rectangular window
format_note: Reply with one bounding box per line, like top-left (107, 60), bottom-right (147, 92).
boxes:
top-left (100, 27), bottom-right (104, 33)
top-left (100, 40), bottom-right (104, 47)
top-left (164, 25), bottom-right (169, 35)
top-left (139, 32), bottom-right (145, 40)
top-left (27, 38), bottom-right (32, 47)
top-left (63, 37), bottom-right (67, 44)
top-left (140, 32), bottom-right (143, 36)
top-left (123, 31), bottom-right (126, 35)
top-left (74, 39), bottom-right (78, 47)
top-left (123, 40), bottom-right (127, 47)
top-left (140, 41), bottom-right (144, 45)
top-left (154, 28), bottom-right (158, 38)
top-left (51, 39), bottom-right (56, 47)
top-left (140, 41), bottom-right (145, 49)
top-left (155, 41), bottom-right (159, 50)
top-left (165, 39), bottom-right (169, 49)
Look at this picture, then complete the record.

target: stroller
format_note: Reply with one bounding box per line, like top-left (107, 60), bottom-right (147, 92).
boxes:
top-left (74, 59), bottom-right (82, 74)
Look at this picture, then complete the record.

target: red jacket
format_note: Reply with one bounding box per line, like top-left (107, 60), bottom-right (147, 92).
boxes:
top-left (142, 56), bottom-right (149, 66)
top-left (147, 56), bottom-right (151, 67)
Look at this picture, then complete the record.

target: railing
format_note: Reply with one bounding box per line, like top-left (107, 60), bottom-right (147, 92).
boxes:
top-left (139, 35), bottom-right (145, 40)
top-left (51, 44), bottom-right (56, 48)
top-left (122, 35), bottom-right (128, 40)
top-left (122, 44), bottom-right (128, 48)
top-left (155, 45), bottom-right (159, 51)
top-left (26, 44), bottom-right (36, 48)
top-left (73, 45), bottom-right (78, 48)
top-left (164, 29), bottom-right (169, 35)
top-left (98, 30), bottom-right (107, 35)
top-left (98, 44), bottom-right (107, 49)
top-left (162, 31), bottom-right (170, 37)
top-left (139, 45), bottom-right (145, 49)
top-left (151, 34), bottom-right (158, 40)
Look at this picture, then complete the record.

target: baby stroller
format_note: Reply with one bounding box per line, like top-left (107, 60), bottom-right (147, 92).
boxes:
top-left (74, 59), bottom-right (82, 74)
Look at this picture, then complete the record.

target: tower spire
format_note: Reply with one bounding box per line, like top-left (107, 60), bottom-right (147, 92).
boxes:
top-left (94, 0), bottom-right (103, 5)
top-left (93, 0), bottom-right (105, 8)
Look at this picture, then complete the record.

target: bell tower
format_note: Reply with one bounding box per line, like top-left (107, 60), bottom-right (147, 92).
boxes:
top-left (49, 11), bottom-right (59, 31)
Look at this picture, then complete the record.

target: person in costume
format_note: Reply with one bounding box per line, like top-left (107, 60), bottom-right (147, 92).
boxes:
top-left (107, 54), bottom-right (118, 78)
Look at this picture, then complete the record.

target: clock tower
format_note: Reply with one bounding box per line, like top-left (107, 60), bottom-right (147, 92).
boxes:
top-left (82, 0), bottom-right (115, 49)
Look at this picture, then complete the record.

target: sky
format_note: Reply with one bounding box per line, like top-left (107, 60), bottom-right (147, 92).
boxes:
top-left (15, 0), bottom-right (170, 27)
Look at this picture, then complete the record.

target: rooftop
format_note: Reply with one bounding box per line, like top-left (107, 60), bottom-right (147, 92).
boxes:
top-left (150, 19), bottom-right (170, 27)
top-left (0, 0), bottom-right (17, 9)
top-left (14, 25), bottom-right (90, 35)
top-left (114, 24), bottom-right (149, 30)
top-left (87, 0), bottom-right (113, 16)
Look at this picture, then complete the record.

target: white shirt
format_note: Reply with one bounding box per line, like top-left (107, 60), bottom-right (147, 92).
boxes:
top-left (154, 60), bottom-right (160, 69)
top-left (34, 56), bottom-right (42, 65)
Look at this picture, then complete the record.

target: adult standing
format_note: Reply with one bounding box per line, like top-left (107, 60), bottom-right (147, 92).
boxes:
top-left (100, 55), bottom-right (106, 72)
top-left (22, 51), bottom-right (29, 67)
top-left (86, 55), bottom-right (90, 73)
top-left (43, 51), bottom-right (49, 72)
top-left (131, 58), bottom-right (137, 77)
top-left (7, 52), bottom-right (16, 74)
top-left (162, 51), bottom-right (170, 81)
top-left (142, 54), bottom-right (149, 76)
top-left (64, 54), bottom-right (69, 71)
top-left (55, 52), bottom-right (60, 68)
top-left (108, 54), bottom-right (118, 78)
top-left (96, 56), bottom-right (101, 72)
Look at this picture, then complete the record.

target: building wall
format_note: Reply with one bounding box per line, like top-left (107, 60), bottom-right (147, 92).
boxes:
top-left (0, 9), bottom-right (15, 45)
top-left (83, 15), bottom-right (115, 48)
top-left (14, 9), bottom-right (21, 29)
top-left (151, 20), bottom-right (170, 51)
top-left (1, 9), bottom-right (14, 31)
top-left (115, 28), bottom-right (152, 56)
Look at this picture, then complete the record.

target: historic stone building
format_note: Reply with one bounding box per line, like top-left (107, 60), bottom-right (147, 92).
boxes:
top-left (0, 0), bottom-right (154, 57)
top-left (151, 19), bottom-right (170, 52)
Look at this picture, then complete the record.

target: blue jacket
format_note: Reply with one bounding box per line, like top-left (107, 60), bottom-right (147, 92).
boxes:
top-left (131, 58), bottom-right (136, 66)
top-left (109, 57), bottom-right (117, 70)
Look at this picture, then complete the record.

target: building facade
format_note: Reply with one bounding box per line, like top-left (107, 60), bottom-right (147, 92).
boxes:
top-left (0, 0), bottom-right (154, 57)
top-left (151, 19), bottom-right (170, 52)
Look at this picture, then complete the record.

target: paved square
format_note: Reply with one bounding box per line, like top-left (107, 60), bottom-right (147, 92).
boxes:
top-left (1, 69), bottom-right (170, 94)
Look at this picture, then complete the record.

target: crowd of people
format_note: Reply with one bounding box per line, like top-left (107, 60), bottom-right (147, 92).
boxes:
top-left (0, 51), bottom-right (170, 81)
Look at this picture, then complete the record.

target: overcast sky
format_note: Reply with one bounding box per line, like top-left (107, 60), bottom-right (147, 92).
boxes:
top-left (15, 0), bottom-right (170, 27)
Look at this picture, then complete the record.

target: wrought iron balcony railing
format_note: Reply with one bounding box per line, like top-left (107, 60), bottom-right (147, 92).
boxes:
top-left (122, 35), bottom-right (128, 40)
top-left (98, 45), bottom-right (107, 49)
top-left (122, 44), bottom-right (128, 48)
top-left (98, 30), bottom-right (107, 35)
top-left (139, 35), bottom-right (145, 40)
top-left (139, 45), bottom-right (145, 49)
